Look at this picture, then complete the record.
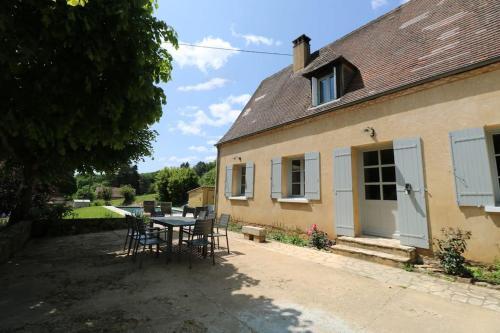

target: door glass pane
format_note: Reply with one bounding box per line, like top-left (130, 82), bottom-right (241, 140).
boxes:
top-left (382, 185), bottom-right (397, 201)
top-left (493, 134), bottom-right (500, 154)
top-left (292, 171), bottom-right (301, 183)
top-left (329, 76), bottom-right (335, 100)
top-left (380, 149), bottom-right (394, 165)
top-left (364, 168), bottom-right (380, 183)
top-left (381, 166), bottom-right (396, 182)
top-left (292, 184), bottom-right (301, 196)
top-left (319, 79), bottom-right (327, 103)
top-left (365, 185), bottom-right (381, 200)
top-left (496, 156), bottom-right (500, 176)
top-left (363, 151), bottom-right (379, 166)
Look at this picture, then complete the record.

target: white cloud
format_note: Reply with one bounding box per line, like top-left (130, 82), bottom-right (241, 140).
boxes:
top-left (189, 145), bottom-right (209, 152)
top-left (371, 0), bottom-right (388, 9)
top-left (160, 155), bottom-right (198, 167)
top-left (178, 78), bottom-right (229, 92)
top-left (165, 37), bottom-right (237, 72)
top-left (204, 155), bottom-right (217, 162)
top-left (174, 94), bottom-right (251, 136)
top-left (231, 26), bottom-right (281, 46)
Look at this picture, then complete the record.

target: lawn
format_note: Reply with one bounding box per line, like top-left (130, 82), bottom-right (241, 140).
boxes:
top-left (64, 206), bottom-right (122, 219)
top-left (110, 193), bottom-right (158, 206)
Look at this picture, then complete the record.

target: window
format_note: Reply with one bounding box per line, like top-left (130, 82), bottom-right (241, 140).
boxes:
top-left (317, 72), bottom-right (337, 105)
top-left (239, 165), bottom-right (246, 195)
top-left (363, 149), bottom-right (397, 201)
top-left (290, 158), bottom-right (305, 197)
top-left (493, 134), bottom-right (500, 189)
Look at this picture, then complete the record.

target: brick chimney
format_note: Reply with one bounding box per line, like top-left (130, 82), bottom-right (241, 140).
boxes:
top-left (292, 34), bottom-right (311, 72)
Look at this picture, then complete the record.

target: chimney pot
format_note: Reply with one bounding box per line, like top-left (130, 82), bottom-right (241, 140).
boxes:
top-left (292, 34), bottom-right (311, 72)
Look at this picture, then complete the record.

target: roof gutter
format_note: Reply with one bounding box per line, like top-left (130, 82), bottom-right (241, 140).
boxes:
top-left (217, 56), bottom-right (500, 147)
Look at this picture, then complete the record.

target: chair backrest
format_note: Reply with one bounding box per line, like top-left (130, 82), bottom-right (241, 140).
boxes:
top-left (182, 205), bottom-right (194, 217)
top-left (159, 202), bottom-right (172, 215)
top-left (143, 201), bottom-right (156, 214)
top-left (192, 218), bottom-right (213, 237)
top-left (133, 216), bottom-right (147, 235)
top-left (125, 215), bottom-right (135, 231)
top-left (217, 214), bottom-right (230, 228)
top-left (198, 210), bottom-right (208, 220)
top-left (194, 206), bottom-right (208, 218)
top-left (207, 212), bottom-right (215, 220)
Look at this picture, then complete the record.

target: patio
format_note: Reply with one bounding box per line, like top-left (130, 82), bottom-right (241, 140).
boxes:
top-left (1, 230), bottom-right (499, 333)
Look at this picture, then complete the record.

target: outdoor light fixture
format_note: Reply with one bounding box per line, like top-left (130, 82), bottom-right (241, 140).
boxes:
top-left (233, 156), bottom-right (242, 161)
top-left (363, 126), bottom-right (375, 138)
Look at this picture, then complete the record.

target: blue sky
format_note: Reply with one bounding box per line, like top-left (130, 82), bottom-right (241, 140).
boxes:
top-left (138, 0), bottom-right (408, 172)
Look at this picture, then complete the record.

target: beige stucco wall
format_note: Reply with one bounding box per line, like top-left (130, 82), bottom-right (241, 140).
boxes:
top-left (217, 66), bottom-right (500, 263)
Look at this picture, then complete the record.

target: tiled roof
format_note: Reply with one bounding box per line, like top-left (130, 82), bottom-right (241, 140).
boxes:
top-left (219, 0), bottom-right (500, 144)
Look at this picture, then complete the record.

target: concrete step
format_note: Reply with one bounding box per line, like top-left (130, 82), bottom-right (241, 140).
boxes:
top-left (336, 236), bottom-right (416, 259)
top-left (332, 244), bottom-right (413, 268)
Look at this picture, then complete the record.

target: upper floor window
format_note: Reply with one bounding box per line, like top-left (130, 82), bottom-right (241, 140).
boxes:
top-left (318, 73), bottom-right (336, 104)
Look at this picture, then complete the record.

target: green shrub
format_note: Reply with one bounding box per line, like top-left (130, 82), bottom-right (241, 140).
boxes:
top-left (307, 224), bottom-right (331, 250)
top-left (268, 229), bottom-right (308, 247)
top-left (75, 185), bottom-right (95, 201)
top-left (155, 167), bottom-right (199, 206)
top-left (92, 199), bottom-right (105, 206)
top-left (200, 168), bottom-right (216, 186)
top-left (467, 260), bottom-right (500, 285)
top-left (96, 186), bottom-right (112, 201)
top-left (434, 227), bottom-right (471, 276)
top-left (120, 185), bottom-right (136, 205)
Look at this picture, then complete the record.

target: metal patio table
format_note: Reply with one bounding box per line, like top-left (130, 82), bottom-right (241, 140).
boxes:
top-left (150, 216), bottom-right (195, 261)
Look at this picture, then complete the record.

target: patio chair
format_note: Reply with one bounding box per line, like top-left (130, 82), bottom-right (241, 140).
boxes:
top-left (132, 217), bottom-right (167, 267)
top-left (210, 214), bottom-right (231, 254)
top-left (123, 215), bottom-right (137, 255)
top-left (182, 217), bottom-right (215, 268)
top-left (194, 206), bottom-right (208, 219)
top-left (143, 200), bottom-right (160, 216)
top-left (182, 210), bottom-right (207, 240)
top-left (159, 201), bottom-right (172, 216)
top-left (182, 205), bottom-right (196, 217)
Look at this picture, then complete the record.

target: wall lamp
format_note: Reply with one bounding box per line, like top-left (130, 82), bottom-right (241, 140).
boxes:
top-left (363, 126), bottom-right (376, 138)
top-left (233, 156), bottom-right (242, 161)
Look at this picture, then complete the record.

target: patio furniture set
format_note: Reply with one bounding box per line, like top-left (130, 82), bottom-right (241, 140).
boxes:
top-left (123, 206), bottom-right (231, 268)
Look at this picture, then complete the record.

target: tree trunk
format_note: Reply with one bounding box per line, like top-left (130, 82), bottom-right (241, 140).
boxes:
top-left (8, 165), bottom-right (35, 225)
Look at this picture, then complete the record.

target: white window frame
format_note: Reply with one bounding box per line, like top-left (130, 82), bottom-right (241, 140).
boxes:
top-left (288, 158), bottom-right (305, 197)
top-left (487, 131), bottom-right (500, 205)
top-left (317, 67), bottom-right (337, 105)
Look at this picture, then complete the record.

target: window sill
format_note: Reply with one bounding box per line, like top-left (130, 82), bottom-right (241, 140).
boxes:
top-left (485, 206), bottom-right (500, 213)
top-left (308, 98), bottom-right (341, 111)
top-left (229, 196), bottom-right (248, 201)
top-left (277, 197), bottom-right (310, 204)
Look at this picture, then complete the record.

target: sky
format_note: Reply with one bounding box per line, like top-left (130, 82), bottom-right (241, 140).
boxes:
top-left (138, 0), bottom-right (409, 173)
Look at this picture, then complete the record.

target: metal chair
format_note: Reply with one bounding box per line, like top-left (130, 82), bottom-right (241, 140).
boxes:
top-left (132, 217), bottom-right (167, 267)
top-left (182, 217), bottom-right (215, 268)
top-left (210, 214), bottom-right (230, 254)
top-left (143, 200), bottom-right (160, 216)
top-left (194, 206), bottom-right (208, 218)
top-left (123, 215), bottom-right (137, 255)
top-left (182, 205), bottom-right (195, 217)
top-left (159, 201), bottom-right (172, 216)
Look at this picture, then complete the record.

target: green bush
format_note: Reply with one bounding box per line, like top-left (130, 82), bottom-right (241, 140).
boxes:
top-left (200, 168), bottom-right (216, 186)
top-left (120, 185), bottom-right (136, 205)
top-left (156, 167), bottom-right (199, 206)
top-left (307, 224), bottom-right (331, 250)
top-left (268, 229), bottom-right (308, 247)
top-left (434, 227), bottom-right (471, 276)
top-left (467, 260), bottom-right (500, 285)
top-left (96, 186), bottom-right (112, 201)
top-left (75, 185), bottom-right (95, 201)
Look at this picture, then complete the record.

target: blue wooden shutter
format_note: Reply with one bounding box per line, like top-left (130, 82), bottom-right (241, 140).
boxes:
top-left (394, 138), bottom-right (429, 249)
top-left (224, 165), bottom-right (232, 198)
top-left (305, 152), bottom-right (320, 200)
top-left (271, 158), bottom-right (282, 199)
top-left (449, 128), bottom-right (494, 207)
top-left (245, 161), bottom-right (254, 198)
top-left (333, 147), bottom-right (354, 237)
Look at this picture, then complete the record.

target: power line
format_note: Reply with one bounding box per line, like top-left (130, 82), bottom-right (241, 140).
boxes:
top-left (178, 43), bottom-right (292, 56)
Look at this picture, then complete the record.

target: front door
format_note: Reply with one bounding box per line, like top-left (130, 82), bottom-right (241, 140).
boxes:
top-left (359, 147), bottom-right (399, 238)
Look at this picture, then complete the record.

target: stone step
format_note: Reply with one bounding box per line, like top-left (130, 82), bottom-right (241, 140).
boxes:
top-left (336, 236), bottom-right (416, 259)
top-left (332, 244), bottom-right (413, 268)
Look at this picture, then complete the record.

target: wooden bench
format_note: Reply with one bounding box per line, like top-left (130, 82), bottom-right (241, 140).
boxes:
top-left (242, 226), bottom-right (266, 243)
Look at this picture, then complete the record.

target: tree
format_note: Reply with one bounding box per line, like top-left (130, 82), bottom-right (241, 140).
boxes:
top-left (0, 0), bottom-right (177, 224)
top-left (200, 168), bottom-right (216, 186)
top-left (108, 164), bottom-right (140, 191)
top-left (119, 185), bottom-right (136, 205)
top-left (180, 162), bottom-right (190, 169)
top-left (156, 167), bottom-right (199, 206)
top-left (193, 161), bottom-right (215, 177)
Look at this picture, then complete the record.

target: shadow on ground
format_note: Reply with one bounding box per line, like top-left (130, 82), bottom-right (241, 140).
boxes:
top-left (0, 230), bottom-right (312, 332)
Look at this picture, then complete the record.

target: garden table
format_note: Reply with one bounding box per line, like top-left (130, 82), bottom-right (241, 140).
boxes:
top-left (149, 216), bottom-right (195, 261)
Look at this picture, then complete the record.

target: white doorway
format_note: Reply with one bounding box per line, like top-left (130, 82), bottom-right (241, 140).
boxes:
top-left (359, 147), bottom-right (399, 239)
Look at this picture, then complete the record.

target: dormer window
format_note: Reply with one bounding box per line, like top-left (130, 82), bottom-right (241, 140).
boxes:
top-left (318, 71), bottom-right (337, 104)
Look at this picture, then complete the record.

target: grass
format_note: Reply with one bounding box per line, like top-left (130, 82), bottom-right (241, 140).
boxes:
top-left (64, 206), bottom-right (122, 219)
top-left (467, 261), bottom-right (500, 285)
top-left (268, 229), bottom-right (309, 247)
top-left (110, 193), bottom-right (158, 206)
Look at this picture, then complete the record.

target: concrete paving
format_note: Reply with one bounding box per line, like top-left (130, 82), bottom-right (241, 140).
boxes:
top-left (0, 230), bottom-right (499, 333)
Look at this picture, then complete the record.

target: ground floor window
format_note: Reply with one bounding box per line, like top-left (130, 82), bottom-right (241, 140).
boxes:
top-left (492, 134), bottom-right (500, 189)
top-left (363, 148), bottom-right (397, 201)
top-left (239, 165), bottom-right (246, 195)
top-left (290, 158), bottom-right (305, 197)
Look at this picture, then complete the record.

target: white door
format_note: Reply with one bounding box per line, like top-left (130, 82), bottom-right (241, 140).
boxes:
top-left (359, 148), bottom-right (399, 238)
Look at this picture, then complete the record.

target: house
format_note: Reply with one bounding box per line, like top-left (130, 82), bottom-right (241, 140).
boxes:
top-left (215, 0), bottom-right (500, 263)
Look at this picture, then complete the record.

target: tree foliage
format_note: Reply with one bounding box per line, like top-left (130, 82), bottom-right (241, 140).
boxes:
top-left (193, 161), bottom-right (215, 177)
top-left (0, 0), bottom-right (177, 223)
top-left (156, 167), bottom-right (199, 206)
top-left (200, 167), bottom-right (216, 186)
